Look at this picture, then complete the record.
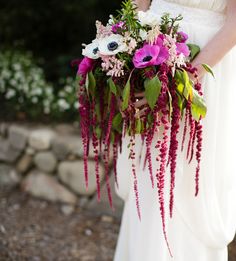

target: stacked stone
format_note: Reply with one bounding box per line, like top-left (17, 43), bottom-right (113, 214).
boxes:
top-left (0, 123), bottom-right (123, 217)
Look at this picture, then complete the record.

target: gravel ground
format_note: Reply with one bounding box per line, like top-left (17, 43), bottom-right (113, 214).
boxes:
top-left (0, 188), bottom-right (120, 261)
top-left (0, 188), bottom-right (236, 261)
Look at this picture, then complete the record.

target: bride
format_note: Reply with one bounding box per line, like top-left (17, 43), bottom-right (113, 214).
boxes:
top-left (113, 0), bottom-right (236, 260)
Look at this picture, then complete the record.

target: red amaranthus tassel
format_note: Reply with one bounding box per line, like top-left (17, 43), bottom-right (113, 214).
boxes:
top-left (129, 133), bottom-right (141, 221)
top-left (157, 110), bottom-right (173, 257)
top-left (91, 98), bottom-right (101, 202)
top-left (187, 109), bottom-right (196, 161)
top-left (143, 109), bottom-right (157, 188)
top-left (78, 86), bottom-right (90, 190)
top-left (195, 120), bottom-right (203, 196)
top-left (105, 93), bottom-right (116, 144)
top-left (181, 102), bottom-right (189, 152)
top-left (167, 87), bottom-right (181, 218)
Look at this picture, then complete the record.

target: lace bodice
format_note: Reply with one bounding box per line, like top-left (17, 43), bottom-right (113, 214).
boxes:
top-left (151, 0), bottom-right (227, 13)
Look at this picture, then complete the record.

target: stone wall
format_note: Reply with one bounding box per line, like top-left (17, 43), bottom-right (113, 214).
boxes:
top-left (0, 122), bottom-right (124, 218)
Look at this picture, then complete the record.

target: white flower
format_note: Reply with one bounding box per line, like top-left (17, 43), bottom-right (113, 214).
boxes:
top-left (108, 15), bottom-right (115, 25)
top-left (31, 97), bottom-right (38, 104)
top-left (5, 89), bottom-right (16, 99)
top-left (98, 34), bottom-right (127, 56)
top-left (82, 39), bottom-right (100, 59)
top-left (58, 99), bottom-right (70, 111)
top-left (139, 29), bottom-right (148, 41)
top-left (137, 11), bottom-right (159, 27)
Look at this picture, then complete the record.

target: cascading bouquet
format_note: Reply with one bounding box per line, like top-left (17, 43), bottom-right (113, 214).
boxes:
top-left (73, 0), bottom-right (213, 255)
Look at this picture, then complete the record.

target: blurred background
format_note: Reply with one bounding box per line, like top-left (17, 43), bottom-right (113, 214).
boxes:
top-left (0, 0), bottom-right (235, 260)
top-left (0, 1), bottom-right (124, 260)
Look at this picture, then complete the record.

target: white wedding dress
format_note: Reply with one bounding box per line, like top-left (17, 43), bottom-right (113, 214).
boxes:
top-left (113, 0), bottom-right (236, 260)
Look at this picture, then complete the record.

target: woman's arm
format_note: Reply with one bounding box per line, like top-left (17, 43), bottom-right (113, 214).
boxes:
top-left (133, 0), bottom-right (151, 11)
top-left (192, 0), bottom-right (236, 78)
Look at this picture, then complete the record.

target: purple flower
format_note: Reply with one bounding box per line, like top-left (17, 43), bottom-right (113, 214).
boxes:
top-left (133, 41), bottom-right (169, 69)
top-left (176, 43), bottom-right (190, 57)
top-left (77, 57), bottom-right (94, 77)
top-left (112, 21), bottom-right (125, 33)
top-left (177, 31), bottom-right (188, 43)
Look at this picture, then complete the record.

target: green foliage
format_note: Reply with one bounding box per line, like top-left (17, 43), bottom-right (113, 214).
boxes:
top-left (121, 78), bottom-right (131, 111)
top-left (108, 77), bottom-right (117, 95)
top-left (174, 68), bottom-right (207, 121)
top-left (202, 63), bottom-right (215, 78)
top-left (0, 50), bottom-right (78, 122)
top-left (187, 44), bottom-right (200, 61)
top-left (115, 0), bottom-right (142, 38)
top-left (160, 13), bottom-right (183, 35)
top-left (144, 75), bottom-right (162, 110)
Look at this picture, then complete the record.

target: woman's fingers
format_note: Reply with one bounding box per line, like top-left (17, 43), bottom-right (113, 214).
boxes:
top-left (134, 106), bottom-right (148, 119)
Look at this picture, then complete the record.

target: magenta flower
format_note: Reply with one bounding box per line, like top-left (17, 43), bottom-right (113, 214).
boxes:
top-left (112, 21), bottom-right (125, 33)
top-left (177, 31), bottom-right (188, 43)
top-left (176, 43), bottom-right (190, 57)
top-left (133, 43), bottom-right (169, 68)
top-left (77, 57), bottom-right (94, 77)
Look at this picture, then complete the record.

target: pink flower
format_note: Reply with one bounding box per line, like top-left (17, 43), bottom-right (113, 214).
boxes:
top-left (77, 57), bottom-right (94, 77)
top-left (177, 31), bottom-right (188, 43)
top-left (112, 21), bottom-right (125, 33)
top-left (176, 43), bottom-right (190, 57)
top-left (133, 42), bottom-right (169, 68)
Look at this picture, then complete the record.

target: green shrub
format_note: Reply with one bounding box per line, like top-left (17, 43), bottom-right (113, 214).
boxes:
top-left (0, 50), bottom-right (78, 122)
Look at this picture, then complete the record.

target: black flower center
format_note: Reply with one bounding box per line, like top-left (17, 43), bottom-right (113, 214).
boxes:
top-left (93, 47), bottom-right (99, 54)
top-left (142, 55), bottom-right (153, 62)
top-left (108, 41), bottom-right (119, 51)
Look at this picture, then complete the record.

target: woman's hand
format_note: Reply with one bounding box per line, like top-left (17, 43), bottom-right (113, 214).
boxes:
top-left (133, 91), bottom-right (149, 118)
top-left (116, 92), bottom-right (149, 119)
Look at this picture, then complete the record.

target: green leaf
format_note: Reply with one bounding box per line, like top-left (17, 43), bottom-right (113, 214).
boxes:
top-left (112, 112), bottom-right (123, 133)
top-left (187, 44), bottom-right (200, 61)
top-left (108, 77), bottom-right (117, 96)
top-left (183, 70), bottom-right (193, 101)
top-left (110, 131), bottom-right (115, 144)
top-left (176, 92), bottom-right (185, 116)
top-left (95, 103), bottom-right (101, 122)
top-left (85, 71), bottom-right (96, 97)
top-left (121, 79), bottom-right (130, 111)
top-left (202, 63), bottom-right (215, 78)
top-left (144, 75), bottom-right (162, 110)
top-left (135, 118), bottom-right (142, 134)
top-left (191, 88), bottom-right (207, 121)
top-left (95, 126), bottom-right (102, 139)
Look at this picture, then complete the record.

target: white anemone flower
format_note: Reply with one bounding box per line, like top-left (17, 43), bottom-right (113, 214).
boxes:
top-left (137, 11), bottom-right (159, 27)
top-left (98, 34), bottom-right (127, 56)
top-left (82, 39), bottom-right (100, 59)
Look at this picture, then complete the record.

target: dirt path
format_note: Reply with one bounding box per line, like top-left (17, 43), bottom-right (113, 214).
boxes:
top-left (0, 189), bottom-right (235, 261)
